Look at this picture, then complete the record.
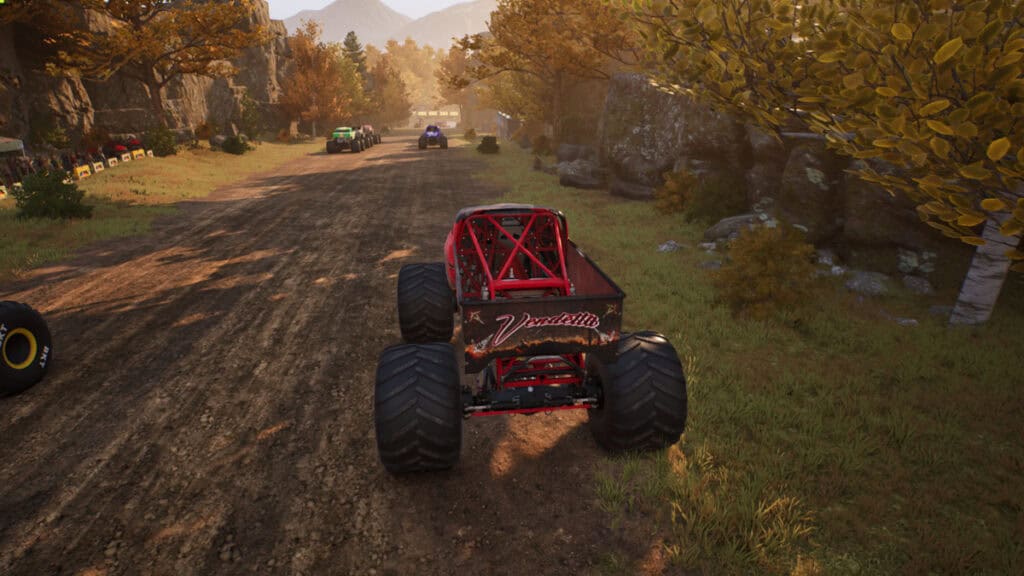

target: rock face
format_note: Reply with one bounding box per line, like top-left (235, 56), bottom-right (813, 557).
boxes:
top-left (599, 74), bottom-right (747, 188)
top-left (0, 0), bottom-right (290, 146)
top-left (777, 142), bottom-right (845, 243)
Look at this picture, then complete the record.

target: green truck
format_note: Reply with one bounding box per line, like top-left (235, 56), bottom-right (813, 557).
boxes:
top-left (326, 126), bottom-right (366, 154)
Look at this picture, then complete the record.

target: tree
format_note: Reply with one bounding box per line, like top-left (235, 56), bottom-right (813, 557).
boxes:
top-left (367, 56), bottom-right (412, 127)
top-left (450, 0), bottom-right (637, 139)
top-left (279, 21), bottom-right (364, 137)
top-left (630, 0), bottom-right (1024, 325)
top-left (436, 45), bottom-right (471, 118)
top-left (343, 31), bottom-right (367, 77)
top-left (383, 38), bottom-right (443, 107)
top-left (47, 0), bottom-right (268, 127)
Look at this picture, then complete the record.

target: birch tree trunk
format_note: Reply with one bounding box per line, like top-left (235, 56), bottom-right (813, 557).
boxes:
top-left (950, 209), bottom-right (1022, 326)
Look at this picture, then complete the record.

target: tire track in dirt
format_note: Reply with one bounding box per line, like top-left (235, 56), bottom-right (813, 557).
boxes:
top-left (1, 137), bottom-right (655, 576)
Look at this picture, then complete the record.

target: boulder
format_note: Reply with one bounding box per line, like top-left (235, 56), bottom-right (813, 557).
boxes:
top-left (609, 177), bottom-right (656, 201)
top-left (703, 214), bottom-right (759, 242)
top-left (777, 142), bottom-right (844, 243)
top-left (843, 161), bottom-right (952, 252)
top-left (558, 159), bottom-right (604, 189)
top-left (209, 135), bottom-right (227, 148)
top-left (845, 271), bottom-right (891, 297)
top-left (599, 73), bottom-right (747, 188)
top-left (902, 275), bottom-right (935, 295)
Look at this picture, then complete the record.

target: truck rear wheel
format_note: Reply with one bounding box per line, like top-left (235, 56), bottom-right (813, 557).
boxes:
top-left (375, 343), bottom-right (462, 473)
top-left (440, 137), bottom-right (449, 149)
top-left (1, 301), bottom-right (53, 396)
top-left (587, 331), bottom-right (687, 452)
top-left (418, 138), bottom-right (427, 150)
top-left (397, 263), bottom-right (455, 343)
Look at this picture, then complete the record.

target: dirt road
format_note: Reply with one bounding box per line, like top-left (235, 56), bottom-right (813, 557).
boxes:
top-left (0, 137), bottom-right (657, 575)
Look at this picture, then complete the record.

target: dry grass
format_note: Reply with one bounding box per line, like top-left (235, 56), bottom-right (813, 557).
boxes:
top-left (469, 142), bottom-right (1024, 575)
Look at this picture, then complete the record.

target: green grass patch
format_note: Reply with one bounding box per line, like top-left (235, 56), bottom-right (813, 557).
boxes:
top-left (466, 144), bottom-right (1024, 575)
top-left (0, 141), bottom-right (320, 281)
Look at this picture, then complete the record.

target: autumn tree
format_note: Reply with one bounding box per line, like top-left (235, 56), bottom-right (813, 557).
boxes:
top-left (47, 0), bottom-right (268, 127)
top-left (383, 38), bottom-right (443, 107)
top-left (367, 56), bottom-right (412, 127)
top-left (449, 0), bottom-right (637, 140)
top-left (280, 21), bottom-right (364, 137)
top-left (630, 0), bottom-right (1024, 325)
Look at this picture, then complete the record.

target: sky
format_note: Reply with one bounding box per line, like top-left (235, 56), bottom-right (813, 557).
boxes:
top-left (267, 0), bottom-right (470, 20)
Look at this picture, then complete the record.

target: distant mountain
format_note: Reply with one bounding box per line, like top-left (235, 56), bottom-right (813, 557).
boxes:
top-left (283, 0), bottom-right (412, 46)
top-left (394, 0), bottom-right (497, 49)
top-left (283, 0), bottom-right (495, 49)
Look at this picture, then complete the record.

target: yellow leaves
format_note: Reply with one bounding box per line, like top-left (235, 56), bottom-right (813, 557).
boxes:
top-left (995, 51), bottom-right (1024, 68)
top-left (891, 23), bottom-right (914, 41)
top-left (817, 51), bottom-right (843, 63)
top-left (929, 137), bottom-right (951, 158)
top-left (934, 37), bottom-right (964, 64)
top-left (987, 138), bottom-right (1012, 161)
top-left (873, 138), bottom-right (898, 148)
top-left (875, 86), bottom-right (899, 97)
top-left (843, 72), bottom-right (864, 89)
top-left (926, 119), bottom-right (955, 136)
top-left (957, 214), bottom-right (987, 227)
top-left (955, 122), bottom-right (979, 139)
top-left (959, 162), bottom-right (992, 180)
top-left (1011, 262), bottom-right (1024, 273)
top-left (981, 198), bottom-right (1008, 212)
top-left (918, 99), bottom-right (950, 116)
top-left (961, 236), bottom-right (988, 246)
top-left (1006, 247), bottom-right (1024, 260)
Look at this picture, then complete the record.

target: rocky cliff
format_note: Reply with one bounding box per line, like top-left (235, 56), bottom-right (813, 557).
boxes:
top-left (598, 73), bottom-right (969, 256)
top-left (0, 0), bottom-right (290, 147)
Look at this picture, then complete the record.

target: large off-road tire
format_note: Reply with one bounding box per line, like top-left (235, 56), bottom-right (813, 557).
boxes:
top-left (375, 135), bottom-right (382, 144)
top-left (352, 140), bottom-right (362, 153)
top-left (326, 141), bottom-right (337, 154)
top-left (375, 343), bottom-right (462, 473)
top-left (1, 301), bottom-right (53, 396)
top-left (418, 138), bottom-right (427, 150)
top-left (440, 137), bottom-right (449, 149)
top-left (397, 263), bottom-right (455, 343)
top-left (587, 331), bottom-right (687, 452)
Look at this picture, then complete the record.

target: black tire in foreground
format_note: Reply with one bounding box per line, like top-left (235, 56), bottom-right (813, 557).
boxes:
top-left (587, 331), bottom-right (687, 452)
top-left (375, 343), bottom-right (463, 473)
top-left (397, 263), bottom-right (455, 343)
top-left (1, 301), bottom-right (53, 396)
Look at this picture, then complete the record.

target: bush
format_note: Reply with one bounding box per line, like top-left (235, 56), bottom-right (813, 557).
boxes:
top-left (12, 170), bottom-right (93, 220)
top-left (28, 112), bottom-right (69, 150)
top-left (276, 128), bottom-right (292, 142)
top-left (194, 121), bottom-right (218, 141)
top-left (221, 135), bottom-right (252, 155)
top-left (655, 168), bottom-right (749, 224)
top-left (237, 94), bottom-right (263, 141)
top-left (145, 125), bottom-right (177, 157)
top-left (464, 128), bottom-right (477, 142)
top-left (532, 134), bottom-right (553, 156)
top-left (711, 225), bottom-right (818, 317)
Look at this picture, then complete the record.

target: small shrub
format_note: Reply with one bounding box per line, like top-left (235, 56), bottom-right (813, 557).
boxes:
top-left (532, 134), bottom-right (553, 156)
top-left (237, 94), bottom-right (263, 141)
top-left (655, 169), bottom-right (749, 224)
top-left (276, 128), bottom-right (291, 142)
top-left (145, 125), bottom-right (177, 157)
top-left (194, 121), bottom-right (218, 140)
top-left (464, 128), bottom-right (477, 142)
top-left (28, 112), bottom-right (69, 150)
top-left (12, 170), bottom-right (93, 220)
top-left (655, 169), bottom-right (699, 214)
top-left (221, 135), bottom-right (252, 155)
top-left (711, 225), bottom-right (818, 317)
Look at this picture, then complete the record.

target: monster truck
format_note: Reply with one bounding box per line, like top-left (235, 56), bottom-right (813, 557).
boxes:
top-left (374, 204), bottom-right (688, 473)
top-left (1, 301), bottom-right (53, 396)
top-left (326, 127), bottom-right (364, 154)
top-left (362, 124), bottom-right (381, 145)
top-left (418, 125), bottom-right (448, 150)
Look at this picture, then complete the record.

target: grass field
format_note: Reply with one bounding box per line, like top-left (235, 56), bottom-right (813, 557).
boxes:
top-left (465, 140), bottom-right (1024, 575)
top-left (0, 140), bottom-right (320, 281)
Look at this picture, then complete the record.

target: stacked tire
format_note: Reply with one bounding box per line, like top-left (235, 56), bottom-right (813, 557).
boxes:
top-left (1, 301), bottom-right (53, 397)
top-left (375, 263), bottom-right (461, 474)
